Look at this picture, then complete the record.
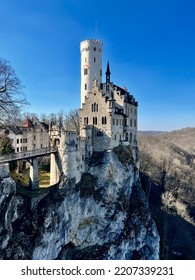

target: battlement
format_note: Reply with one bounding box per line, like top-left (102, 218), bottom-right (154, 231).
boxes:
top-left (80, 39), bottom-right (102, 47)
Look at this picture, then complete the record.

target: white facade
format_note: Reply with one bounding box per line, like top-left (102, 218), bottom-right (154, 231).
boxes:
top-left (80, 39), bottom-right (103, 106)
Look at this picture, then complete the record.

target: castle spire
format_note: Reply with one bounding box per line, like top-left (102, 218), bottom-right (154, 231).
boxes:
top-left (106, 61), bottom-right (111, 84)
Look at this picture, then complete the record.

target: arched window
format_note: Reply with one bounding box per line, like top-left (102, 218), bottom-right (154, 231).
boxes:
top-left (84, 68), bottom-right (88, 75)
top-left (102, 116), bottom-right (107, 125)
top-left (125, 132), bottom-right (129, 141)
top-left (96, 103), bottom-right (98, 112)
top-left (93, 117), bottom-right (97, 125)
top-left (92, 104), bottom-right (94, 112)
top-left (94, 103), bottom-right (96, 112)
top-left (85, 83), bottom-right (87, 90)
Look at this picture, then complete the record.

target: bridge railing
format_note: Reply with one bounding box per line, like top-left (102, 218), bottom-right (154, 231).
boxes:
top-left (0, 146), bottom-right (57, 164)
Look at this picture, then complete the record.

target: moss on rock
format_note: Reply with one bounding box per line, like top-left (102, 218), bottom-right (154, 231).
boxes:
top-left (113, 145), bottom-right (134, 166)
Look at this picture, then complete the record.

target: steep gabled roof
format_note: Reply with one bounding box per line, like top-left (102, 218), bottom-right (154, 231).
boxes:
top-left (22, 119), bottom-right (34, 128)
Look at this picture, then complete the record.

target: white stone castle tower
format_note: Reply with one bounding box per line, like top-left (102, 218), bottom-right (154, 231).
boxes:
top-left (80, 39), bottom-right (103, 106)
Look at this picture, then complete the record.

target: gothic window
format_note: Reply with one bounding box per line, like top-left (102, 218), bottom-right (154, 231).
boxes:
top-left (125, 132), bottom-right (129, 141)
top-left (116, 119), bottom-right (118, 126)
top-left (114, 135), bottom-right (117, 140)
top-left (113, 118), bottom-right (115, 125)
top-left (96, 104), bottom-right (98, 112)
top-left (94, 103), bottom-right (96, 112)
top-left (84, 117), bottom-right (88, 125)
top-left (134, 119), bottom-right (137, 128)
top-left (94, 57), bottom-right (96, 62)
top-left (100, 69), bottom-right (102, 77)
top-left (92, 104), bottom-right (94, 112)
top-left (85, 83), bottom-right (87, 90)
top-left (84, 68), bottom-right (88, 75)
top-left (130, 119), bottom-right (132, 127)
top-left (94, 47), bottom-right (96, 51)
top-left (102, 116), bottom-right (107, 125)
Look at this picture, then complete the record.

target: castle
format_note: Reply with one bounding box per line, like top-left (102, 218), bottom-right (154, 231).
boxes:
top-left (50, 39), bottom-right (138, 185)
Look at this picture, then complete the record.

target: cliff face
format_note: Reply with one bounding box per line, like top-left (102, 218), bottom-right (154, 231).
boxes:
top-left (0, 146), bottom-right (159, 260)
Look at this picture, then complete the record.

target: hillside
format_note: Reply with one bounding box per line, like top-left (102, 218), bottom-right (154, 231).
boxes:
top-left (138, 128), bottom-right (195, 259)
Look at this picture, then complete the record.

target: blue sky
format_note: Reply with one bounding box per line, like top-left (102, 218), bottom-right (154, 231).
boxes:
top-left (0, 0), bottom-right (195, 131)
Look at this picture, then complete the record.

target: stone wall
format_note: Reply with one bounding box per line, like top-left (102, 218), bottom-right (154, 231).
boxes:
top-left (0, 163), bottom-right (9, 179)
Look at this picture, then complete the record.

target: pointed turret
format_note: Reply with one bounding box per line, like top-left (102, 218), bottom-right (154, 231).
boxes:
top-left (106, 61), bottom-right (111, 84)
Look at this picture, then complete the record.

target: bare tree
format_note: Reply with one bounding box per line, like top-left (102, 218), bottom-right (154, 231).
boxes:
top-left (64, 109), bottom-right (80, 135)
top-left (0, 57), bottom-right (28, 128)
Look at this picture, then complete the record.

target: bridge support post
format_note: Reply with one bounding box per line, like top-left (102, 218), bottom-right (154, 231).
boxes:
top-left (29, 158), bottom-right (39, 190)
top-left (50, 153), bottom-right (59, 185)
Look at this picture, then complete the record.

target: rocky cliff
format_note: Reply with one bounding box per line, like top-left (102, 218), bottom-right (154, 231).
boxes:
top-left (0, 145), bottom-right (159, 260)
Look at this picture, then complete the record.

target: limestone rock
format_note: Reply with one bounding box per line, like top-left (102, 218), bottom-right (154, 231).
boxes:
top-left (0, 146), bottom-right (159, 259)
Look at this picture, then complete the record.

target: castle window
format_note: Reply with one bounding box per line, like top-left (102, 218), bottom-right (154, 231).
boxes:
top-left (102, 116), bottom-right (107, 125)
top-left (84, 117), bottom-right (88, 125)
top-left (84, 68), bottom-right (88, 75)
top-left (93, 117), bottom-right (97, 125)
top-left (85, 83), bottom-right (87, 90)
top-left (125, 132), bottom-right (129, 141)
top-left (92, 102), bottom-right (99, 112)
top-left (113, 118), bottom-right (115, 125)
top-left (85, 58), bottom-right (87, 63)
top-left (130, 119), bottom-right (132, 127)
top-left (134, 119), bottom-right (137, 128)
top-left (94, 47), bottom-right (96, 51)
top-left (94, 57), bottom-right (96, 62)
top-left (100, 69), bottom-right (102, 76)
top-left (116, 119), bottom-right (118, 126)
top-left (114, 135), bottom-right (117, 140)
top-left (130, 132), bottom-right (133, 143)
